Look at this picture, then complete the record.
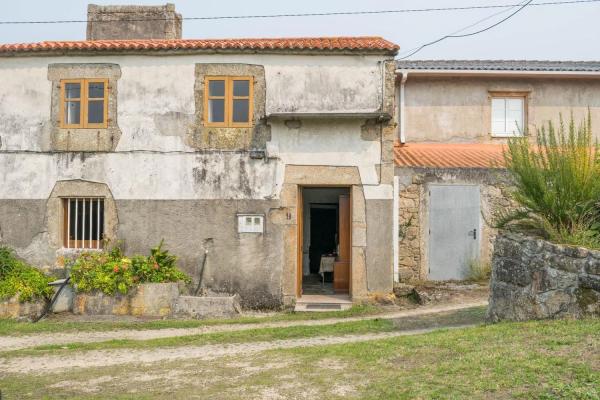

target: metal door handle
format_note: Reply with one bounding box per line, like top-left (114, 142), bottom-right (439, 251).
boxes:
top-left (468, 228), bottom-right (477, 240)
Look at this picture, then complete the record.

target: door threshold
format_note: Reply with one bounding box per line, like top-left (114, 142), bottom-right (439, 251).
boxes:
top-left (294, 294), bottom-right (353, 312)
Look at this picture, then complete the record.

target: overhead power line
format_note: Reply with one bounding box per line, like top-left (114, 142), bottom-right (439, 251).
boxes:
top-left (398, 0), bottom-right (534, 59)
top-left (0, 0), bottom-right (598, 25)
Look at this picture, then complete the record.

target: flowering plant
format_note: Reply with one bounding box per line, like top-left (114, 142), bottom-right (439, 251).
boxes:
top-left (70, 241), bottom-right (190, 295)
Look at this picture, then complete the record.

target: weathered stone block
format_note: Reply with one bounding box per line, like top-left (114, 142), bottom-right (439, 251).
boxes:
top-left (487, 232), bottom-right (600, 322)
top-left (73, 291), bottom-right (130, 316)
top-left (174, 294), bottom-right (241, 319)
top-left (393, 283), bottom-right (415, 297)
top-left (0, 295), bottom-right (45, 321)
top-left (51, 285), bottom-right (74, 313)
top-left (130, 283), bottom-right (179, 317)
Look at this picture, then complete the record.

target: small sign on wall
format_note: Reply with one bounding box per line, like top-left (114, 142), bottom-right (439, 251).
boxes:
top-left (238, 214), bottom-right (264, 233)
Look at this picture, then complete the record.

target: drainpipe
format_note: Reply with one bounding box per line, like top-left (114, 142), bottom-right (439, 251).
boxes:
top-left (398, 70), bottom-right (408, 143)
top-left (393, 175), bottom-right (399, 283)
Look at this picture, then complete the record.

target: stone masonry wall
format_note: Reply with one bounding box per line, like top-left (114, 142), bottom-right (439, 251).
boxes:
top-left (487, 232), bottom-right (600, 322)
top-left (397, 181), bottom-right (421, 281)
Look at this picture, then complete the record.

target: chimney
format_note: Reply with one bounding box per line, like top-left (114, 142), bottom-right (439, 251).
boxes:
top-left (86, 3), bottom-right (182, 40)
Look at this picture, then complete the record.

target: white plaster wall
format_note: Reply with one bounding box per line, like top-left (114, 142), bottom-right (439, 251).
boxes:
top-left (0, 62), bottom-right (51, 151)
top-left (404, 76), bottom-right (600, 142)
top-left (0, 53), bottom-right (389, 200)
top-left (269, 119), bottom-right (381, 185)
top-left (0, 54), bottom-right (386, 152)
top-left (266, 65), bottom-right (382, 113)
top-left (0, 152), bottom-right (280, 200)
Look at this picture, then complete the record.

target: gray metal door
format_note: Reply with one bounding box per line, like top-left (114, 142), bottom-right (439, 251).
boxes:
top-left (428, 185), bottom-right (481, 280)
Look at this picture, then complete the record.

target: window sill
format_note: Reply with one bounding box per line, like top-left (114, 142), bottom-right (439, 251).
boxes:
top-left (52, 127), bottom-right (119, 152)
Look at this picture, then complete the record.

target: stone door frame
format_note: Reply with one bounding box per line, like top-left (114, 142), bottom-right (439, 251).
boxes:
top-left (280, 165), bottom-right (368, 306)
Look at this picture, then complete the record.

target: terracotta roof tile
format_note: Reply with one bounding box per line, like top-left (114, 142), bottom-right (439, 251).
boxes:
top-left (0, 37), bottom-right (399, 55)
top-left (394, 142), bottom-right (506, 169)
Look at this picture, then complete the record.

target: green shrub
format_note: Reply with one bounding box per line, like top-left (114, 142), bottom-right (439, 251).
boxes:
top-left (69, 252), bottom-right (134, 295)
top-left (466, 259), bottom-right (491, 282)
top-left (0, 246), bottom-right (53, 302)
top-left (70, 240), bottom-right (190, 295)
top-left (499, 113), bottom-right (600, 248)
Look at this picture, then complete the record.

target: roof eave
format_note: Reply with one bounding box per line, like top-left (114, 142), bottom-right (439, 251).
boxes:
top-left (395, 68), bottom-right (600, 78)
top-left (0, 48), bottom-right (398, 58)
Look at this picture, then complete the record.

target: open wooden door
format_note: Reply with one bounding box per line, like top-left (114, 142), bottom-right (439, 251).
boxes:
top-left (296, 186), bottom-right (303, 297)
top-left (334, 194), bottom-right (350, 293)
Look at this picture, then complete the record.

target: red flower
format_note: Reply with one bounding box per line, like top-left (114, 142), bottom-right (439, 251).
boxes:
top-left (153, 262), bottom-right (159, 270)
top-left (113, 266), bottom-right (120, 273)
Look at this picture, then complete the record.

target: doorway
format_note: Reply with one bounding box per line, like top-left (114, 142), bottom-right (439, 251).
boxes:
top-left (298, 187), bottom-right (351, 297)
top-left (428, 184), bottom-right (481, 280)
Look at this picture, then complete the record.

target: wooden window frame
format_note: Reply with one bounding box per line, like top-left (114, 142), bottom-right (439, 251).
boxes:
top-left (62, 197), bottom-right (105, 249)
top-left (59, 78), bottom-right (109, 129)
top-left (489, 91), bottom-right (528, 138)
top-left (204, 76), bottom-right (253, 128)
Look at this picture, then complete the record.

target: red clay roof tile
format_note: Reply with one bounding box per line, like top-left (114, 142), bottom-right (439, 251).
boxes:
top-left (394, 142), bottom-right (506, 169)
top-left (0, 37), bottom-right (399, 55)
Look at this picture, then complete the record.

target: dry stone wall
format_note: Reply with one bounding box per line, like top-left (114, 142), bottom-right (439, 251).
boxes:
top-left (487, 232), bottom-right (600, 321)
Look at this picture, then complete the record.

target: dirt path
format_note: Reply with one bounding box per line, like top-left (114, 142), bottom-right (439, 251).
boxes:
top-left (1, 324), bottom-right (475, 375)
top-left (0, 300), bottom-right (486, 352)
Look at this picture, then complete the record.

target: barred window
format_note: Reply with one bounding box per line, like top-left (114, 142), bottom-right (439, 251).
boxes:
top-left (63, 198), bottom-right (105, 249)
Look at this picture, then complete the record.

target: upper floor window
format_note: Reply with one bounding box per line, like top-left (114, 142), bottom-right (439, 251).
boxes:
top-left (60, 79), bottom-right (108, 129)
top-left (204, 76), bottom-right (253, 128)
top-left (491, 96), bottom-right (525, 137)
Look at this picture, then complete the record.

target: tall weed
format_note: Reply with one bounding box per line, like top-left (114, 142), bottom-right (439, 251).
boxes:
top-left (499, 112), bottom-right (600, 248)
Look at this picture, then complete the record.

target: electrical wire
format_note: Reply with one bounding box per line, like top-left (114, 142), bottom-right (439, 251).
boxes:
top-left (398, 0), bottom-right (534, 59)
top-left (397, 1), bottom-right (526, 58)
top-left (0, 0), bottom-right (597, 25)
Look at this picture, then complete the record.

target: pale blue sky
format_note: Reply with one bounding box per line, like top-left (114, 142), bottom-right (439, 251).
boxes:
top-left (1, 0), bottom-right (598, 60)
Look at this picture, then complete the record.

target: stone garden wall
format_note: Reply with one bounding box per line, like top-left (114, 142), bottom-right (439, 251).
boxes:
top-left (0, 296), bottom-right (46, 321)
top-left (487, 232), bottom-right (600, 322)
top-left (1, 283), bottom-right (241, 320)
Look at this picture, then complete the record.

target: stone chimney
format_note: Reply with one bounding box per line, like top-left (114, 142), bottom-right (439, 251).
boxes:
top-left (86, 3), bottom-right (182, 40)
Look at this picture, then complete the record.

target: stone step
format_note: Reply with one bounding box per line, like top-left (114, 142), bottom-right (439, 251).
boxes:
top-left (294, 295), bottom-right (353, 312)
top-left (294, 302), bottom-right (353, 312)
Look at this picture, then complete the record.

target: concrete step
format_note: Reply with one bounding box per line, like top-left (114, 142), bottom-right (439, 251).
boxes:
top-left (294, 295), bottom-right (353, 312)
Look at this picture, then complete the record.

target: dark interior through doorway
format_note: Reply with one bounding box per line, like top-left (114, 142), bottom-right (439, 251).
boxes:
top-left (301, 187), bottom-right (349, 295)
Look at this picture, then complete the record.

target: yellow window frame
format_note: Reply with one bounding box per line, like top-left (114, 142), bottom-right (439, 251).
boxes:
top-left (59, 78), bottom-right (109, 129)
top-left (204, 76), bottom-right (253, 128)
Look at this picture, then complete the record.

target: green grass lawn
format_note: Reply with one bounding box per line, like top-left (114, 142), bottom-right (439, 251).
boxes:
top-left (0, 304), bottom-right (380, 336)
top-left (0, 317), bottom-right (597, 399)
top-left (2, 318), bottom-right (396, 357)
top-left (2, 307), bottom-right (486, 357)
top-left (292, 318), bottom-right (599, 399)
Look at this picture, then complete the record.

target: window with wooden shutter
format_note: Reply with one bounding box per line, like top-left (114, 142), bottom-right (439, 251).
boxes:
top-left (204, 76), bottom-right (253, 128)
top-left (60, 79), bottom-right (108, 129)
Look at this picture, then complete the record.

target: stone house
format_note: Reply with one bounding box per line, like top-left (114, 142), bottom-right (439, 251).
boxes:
top-left (0, 4), bottom-right (398, 309)
top-left (2, 4), bottom-right (600, 310)
top-left (393, 60), bottom-right (600, 282)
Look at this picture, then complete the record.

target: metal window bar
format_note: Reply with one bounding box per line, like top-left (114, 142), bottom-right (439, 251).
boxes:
top-left (82, 198), bottom-right (86, 250)
top-left (74, 199), bottom-right (78, 249)
top-left (96, 198), bottom-right (100, 249)
top-left (88, 198), bottom-right (92, 249)
top-left (67, 198), bottom-right (70, 249)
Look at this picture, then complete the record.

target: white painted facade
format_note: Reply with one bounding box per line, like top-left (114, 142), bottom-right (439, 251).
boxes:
top-left (0, 53), bottom-right (391, 200)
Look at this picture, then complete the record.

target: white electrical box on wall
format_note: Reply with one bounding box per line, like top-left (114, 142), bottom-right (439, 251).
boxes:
top-left (237, 214), bottom-right (264, 233)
